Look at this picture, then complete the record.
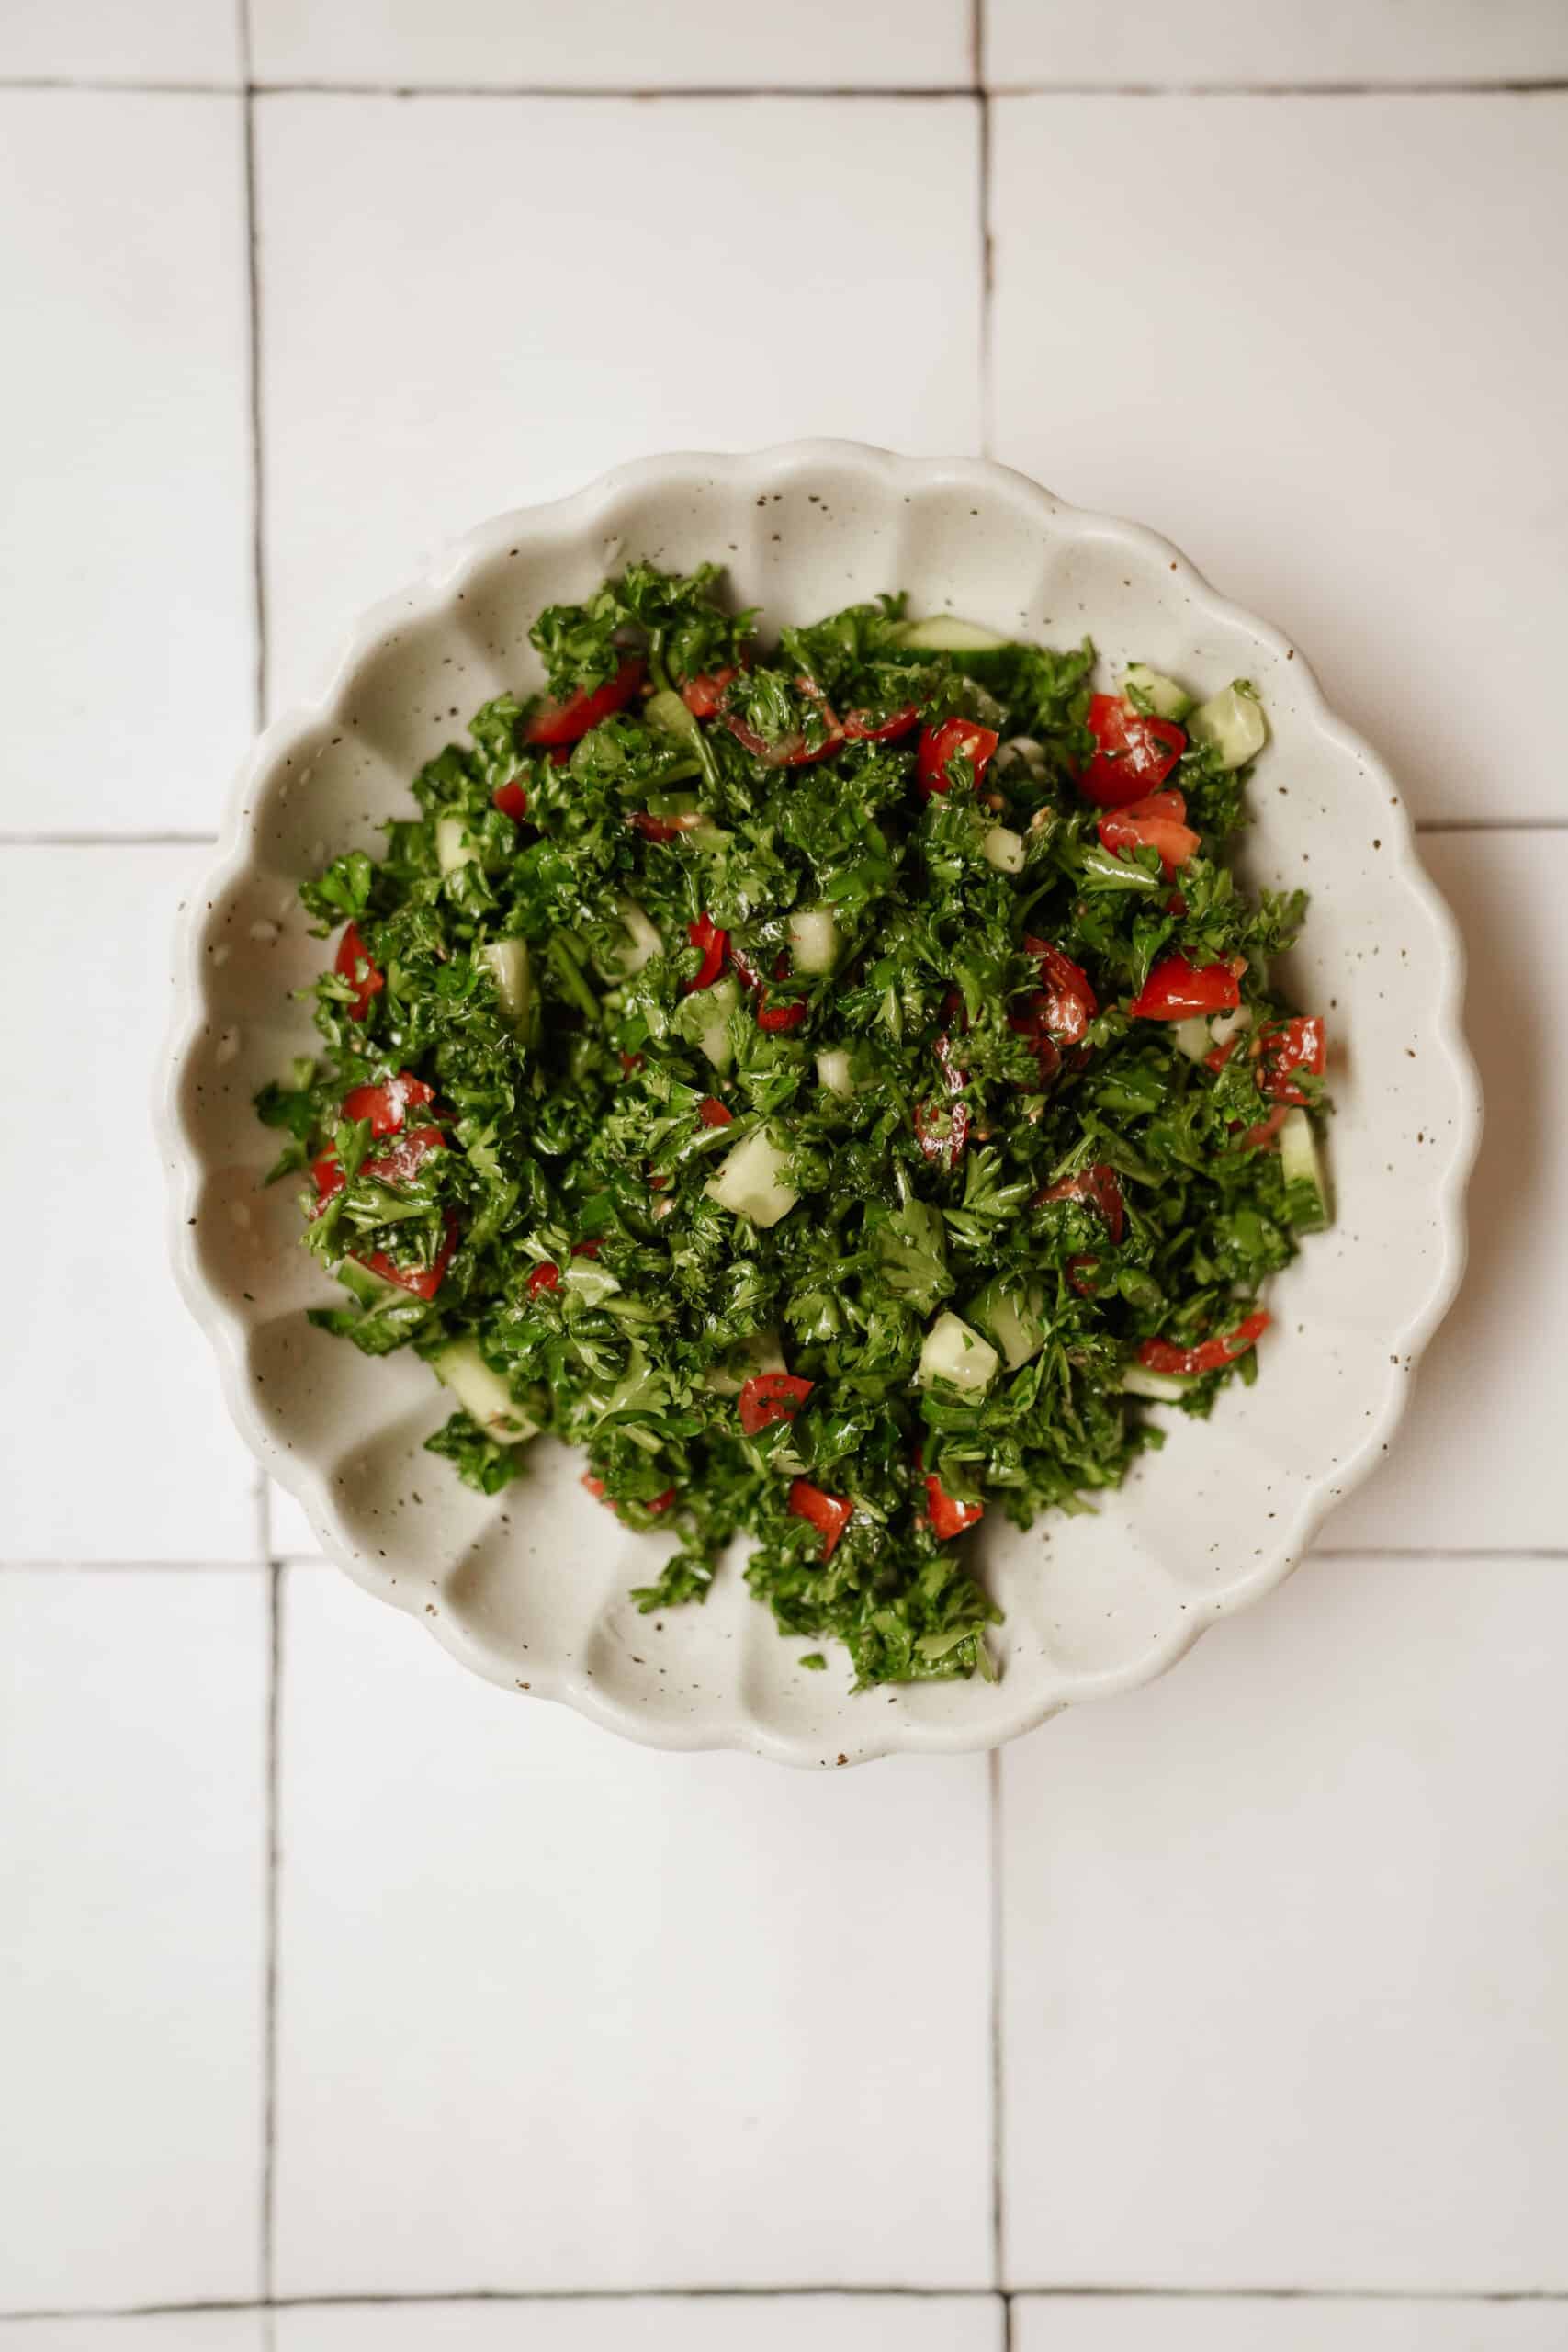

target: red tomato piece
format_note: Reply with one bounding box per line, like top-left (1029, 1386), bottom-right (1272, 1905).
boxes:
top-left (787, 1477), bottom-right (852, 1559)
top-left (914, 1095), bottom-right (972, 1168)
top-left (1258, 1014), bottom-right (1326, 1104)
top-left (925, 1472), bottom-right (984, 1540)
top-left (581, 1472), bottom-right (676, 1519)
top-left (685, 910), bottom-right (729, 993)
top-left (1022, 937), bottom-right (1099, 1044)
top-left (1097, 787), bottom-right (1201, 879)
top-left (526, 1261), bottom-right (560, 1296)
top-left (726, 677), bottom-right (844, 767)
top-left (1066, 1252), bottom-right (1100, 1297)
top-left (524, 659), bottom-right (644, 747)
top-left (581, 1473), bottom-right (608, 1501)
top-left (1006, 1006), bottom-right (1064, 1089)
top-left (757, 993), bottom-right (807, 1033)
top-left (738, 1373), bottom-right (815, 1437)
top-left (492, 780), bottom-right (529, 822)
top-left (570, 1238), bottom-right (603, 1260)
top-left (1130, 954), bottom-right (1244, 1021)
top-left (1032, 1162), bottom-right (1126, 1244)
top-left (340, 1069), bottom-right (434, 1139)
top-left (1138, 1310), bottom-right (1270, 1378)
top-left (842, 704), bottom-right (919, 743)
top-left (1238, 1102), bottom-right (1291, 1153)
top-left (698, 1095), bottom-right (733, 1127)
top-left (619, 1051), bottom-right (645, 1076)
top-left (1077, 694), bottom-right (1187, 808)
top-left (333, 922), bottom-right (383, 1023)
top-left (917, 717), bottom-right (999, 799)
top-left (645, 1487), bottom-right (678, 1516)
top-left (1205, 1035), bottom-right (1241, 1072)
top-left (311, 1127), bottom-right (454, 1297)
top-left (362, 1218), bottom-right (456, 1300)
top-left (680, 667), bottom-right (737, 718)
top-left (628, 811), bottom-right (700, 843)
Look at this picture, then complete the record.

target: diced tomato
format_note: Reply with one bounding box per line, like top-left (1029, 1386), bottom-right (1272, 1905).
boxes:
top-left (581, 1473), bottom-right (607, 1501)
top-left (548, 746), bottom-right (571, 768)
top-left (1077, 694), bottom-right (1187, 808)
top-left (333, 922), bottom-right (383, 1023)
top-left (1258, 1014), bottom-right (1326, 1104)
top-left (728, 938), bottom-right (765, 992)
top-left (843, 704), bottom-right (919, 743)
top-left (619, 1051), bottom-right (645, 1076)
top-left (581, 1471), bottom-right (676, 1519)
top-left (917, 717), bottom-right (999, 799)
top-left (681, 667), bottom-right (737, 718)
top-left (363, 1219), bottom-right (456, 1300)
top-left (526, 1261), bottom-right (560, 1297)
top-left (685, 910), bottom-right (729, 993)
top-left (1130, 953), bottom-right (1245, 1021)
top-left (570, 1238), bottom-right (603, 1260)
top-left (1066, 1253), bottom-right (1100, 1297)
top-left (1138, 1311), bottom-right (1270, 1378)
top-left (628, 810), bottom-right (703, 843)
top-left (738, 1373), bottom-right (815, 1436)
top-left (914, 1095), bottom-right (972, 1168)
top-left (310, 1150), bottom-right (344, 1203)
top-left (1022, 937), bottom-right (1099, 1044)
top-left (787, 1477), bottom-right (852, 1559)
top-left (757, 993), bottom-right (807, 1034)
top-left (1166, 891), bottom-right (1188, 919)
top-left (1007, 1006), bottom-right (1064, 1089)
top-left (1097, 787), bottom-right (1201, 879)
top-left (925, 1470), bottom-right (984, 1540)
top-left (1205, 1035), bottom-right (1242, 1072)
top-left (1238, 1102), bottom-right (1291, 1153)
top-left (645, 1487), bottom-right (677, 1516)
top-left (311, 1126), bottom-right (454, 1297)
top-left (492, 780), bottom-right (529, 822)
top-left (698, 1095), bottom-right (733, 1127)
top-left (524, 659), bottom-right (644, 747)
top-left (340, 1069), bottom-right (434, 1138)
top-left (726, 677), bottom-right (844, 767)
top-left (1032, 1162), bottom-right (1126, 1244)
top-left (648, 1171), bottom-right (670, 1193)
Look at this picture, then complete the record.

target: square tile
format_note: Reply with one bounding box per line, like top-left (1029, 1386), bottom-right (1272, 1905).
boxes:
top-left (1324, 832), bottom-right (1563, 1549)
top-left (999, 1550), bottom-right (1568, 2291)
top-left (1011, 2298), bottom-right (1568, 2351)
top-left (990, 93), bottom-right (1568, 825)
top-left (0, 0), bottom-right (241, 84)
top-left (0, 846), bottom-right (260, 1560)
top-left (274, 1566), bottom-right (994, 2295)
top-left (276, 2295), bottom-right (1005, 2352)
top-left (986, 0), bottom-right (1568, 86)
top-left (0, 92), bottom-right (253, 835)
top-left (0, 1569), bottom-right (268, 2310)
top-left (256, 93), bottom-right (982, 712)
top-left (250, 0), bottom-right (970, 89)
top-left (0, 2324), bottom-right (265, 2352)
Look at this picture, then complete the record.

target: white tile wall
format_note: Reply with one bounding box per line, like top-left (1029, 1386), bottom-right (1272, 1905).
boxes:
top-left (1011, 2301), bottom-right (1568, 2352)
top-left (6, 3), bottom-right (1566, 2336)
top-left (987, 0), bottom-right (1568, 86)
top-left (254, 92), bottom-right (982, 712)
top-left (250, 0), bottom-right (973, 90)
top-left (0, 848), bottom-right (260, 1560)
top-left (0, 1570), bottom-right (268, 2312)
top-left (272, 1566), bottom-right (994, 2297)
top-left (0, 0), bottom-right (242, 85)
top-left (275, 2295), bottom-right (1006, 2351)
top-left (990, 91), bottom-right (1568, 827)
top-left (0, 92), bottom-right (254, 836)
top-left (1325, 834), bottom-right (1568, 1549)
top-left (999, 1550), bottom-right (1568, 2292)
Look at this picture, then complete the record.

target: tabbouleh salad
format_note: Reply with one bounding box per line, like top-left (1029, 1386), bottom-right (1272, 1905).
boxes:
top-left (256, 562), bottom-right (1330, 1689)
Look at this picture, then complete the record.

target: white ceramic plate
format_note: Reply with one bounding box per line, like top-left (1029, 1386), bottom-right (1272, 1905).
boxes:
top-left (160, 442), bottom-right (1479, 1766)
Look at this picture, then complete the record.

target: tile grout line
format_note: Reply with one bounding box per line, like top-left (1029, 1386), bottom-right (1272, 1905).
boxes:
top-left (4, 74), bottom-right (1568, 98)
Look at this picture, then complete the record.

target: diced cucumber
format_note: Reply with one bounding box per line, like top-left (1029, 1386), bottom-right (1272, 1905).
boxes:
top-left (895, 614), bottom-right (1010, 655)
top-left (705, 1329), bottom-right (787, 1396)
top-left (1122, 1363), bottom-right (1195, 1403)
top-left (1280, 1106), bottom-right (1331, 1230)
top-left (788, 906), bottom-right (840, 974)
top-left (1124, 663), bottom-right (1193, 722)
top-left (479, 938), bottom-right (530, 1027)
top-left (1174, 1003), bottom-right (1251, 1062)
top-left (435, 815), bottom-right (475, 875)
top-left (994, 735), bottom-right (1046, 780)
top-left (982, 823), bottom-right (1026, 874)
top-left (919, 1310), bottom-right (999, 1396)
top-left (689, 972), bottom-right (739, 1071)
top-left (431, 1339), bottom-right (539, 1442)
top-left (704, 1126), bottom-right (799, 1227)
top-left (615, 897), bottom-right (663, 974)
top-left (644, 686), bottom-right (700, 744)
top-left (1189, 683), bottom-right (1268, 770)
top-left (815, 1047), bottom-right (855, 1098)
top-left (969, 1279), bottom-right (1047, 1372)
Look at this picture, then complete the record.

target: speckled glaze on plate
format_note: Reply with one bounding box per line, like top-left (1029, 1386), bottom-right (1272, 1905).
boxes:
top-left (158, 443), bottom-right (1479, 1766)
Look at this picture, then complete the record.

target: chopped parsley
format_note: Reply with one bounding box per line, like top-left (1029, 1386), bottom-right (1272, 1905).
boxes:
top-left (257, 564), bottom-right (1330, 1690)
